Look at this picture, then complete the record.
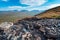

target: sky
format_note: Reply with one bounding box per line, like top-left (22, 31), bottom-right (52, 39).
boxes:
top-left (0, 0), bottom-right (60, 11)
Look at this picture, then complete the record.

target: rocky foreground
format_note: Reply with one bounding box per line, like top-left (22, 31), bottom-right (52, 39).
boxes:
top-left (0, 18), bottom-right (60, 40)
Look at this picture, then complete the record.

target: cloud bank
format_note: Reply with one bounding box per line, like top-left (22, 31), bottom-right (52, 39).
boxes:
top-left (23, 4), bottom-right (60, 11)
top-left (0, 0), bottom-right (60, 11)
top-left (0, 6), bottom-right (24, 11)
top-left (0, 4), bottom-right (60, 11)
top-left (20, 0), bottom-right (47, 6)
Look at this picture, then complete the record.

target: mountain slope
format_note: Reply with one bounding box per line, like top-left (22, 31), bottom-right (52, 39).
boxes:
top-left (35, 6), bottom-right (60, 18)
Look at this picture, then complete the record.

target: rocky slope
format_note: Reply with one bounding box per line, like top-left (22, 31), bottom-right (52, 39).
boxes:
top-left (0, 18), bottom-right (60, 40)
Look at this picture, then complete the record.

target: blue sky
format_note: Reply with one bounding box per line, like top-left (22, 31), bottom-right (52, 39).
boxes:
top-left (0, 0), bottom-right (60, 11)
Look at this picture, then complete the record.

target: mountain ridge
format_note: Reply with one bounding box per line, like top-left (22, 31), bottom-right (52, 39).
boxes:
top-left (35, 6), bottom-right (60, 18)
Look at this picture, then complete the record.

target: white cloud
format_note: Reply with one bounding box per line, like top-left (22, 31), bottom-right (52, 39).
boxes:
top-left (8, 6), bottom-right (23, 10)
top-left (47, 4), bottom-right (60, 8)
top-left (8, 6), bottom-right (26, 11)
top-left (24, 4), bottom-right (60, 11)
top-left (0, 4), bottom-right (60, 11)
top-left (0, 6), bottom-right (24, 11)
top-left (41, 4), bottom-right (60, 10)
top-left (20, 0), bottom-right (47, 6)
top-left (2, 0), bottom-right (8, 2)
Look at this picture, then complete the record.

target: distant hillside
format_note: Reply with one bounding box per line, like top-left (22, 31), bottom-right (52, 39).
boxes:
top-left (0, 11), bottom-right (32, 23)
top-left (0, 10), bottom-right (42, 23)
top-left (35, 6), bottom-right (60, 18)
